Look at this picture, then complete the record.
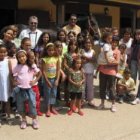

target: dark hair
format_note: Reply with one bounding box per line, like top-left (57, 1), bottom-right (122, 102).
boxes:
top-left (42, 42), bottom-right (55, 57)
top-left (57, 29), bottom-right (67, 42)
top-left (36, 32), bottom-right (51, 47)
top-left (124, 68), bottom-right (131, 75)
top-left (20, 37), bottom-right (30, 49)
top-left (102, 32), bottom-right (112, 43)
top-left (0, 44), bottom-right (7, 50)
top-left (7, 42), bottom-right (17, 57)
top-left (119, 44), bottom-right (127, 50)
top-left (16, 50), bottom-right (27, 65)
top-left (54, 40), bottom-right (62, 48)
top-left (68, 41), bottom-right (78, 53)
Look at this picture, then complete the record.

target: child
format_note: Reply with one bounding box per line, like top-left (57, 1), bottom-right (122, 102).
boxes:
top-left (67, 57), bottom-right (85, 116)
top-left (42, 43), bottom-right (60, 117)
top-left (54, 41), bottom-right (66, 101)
top-left (63, 41), bottom-right (79, 106)
top-left (0, 44), bottom-right (11, 125)
top-left (20, 37), bottom-right (31, 52)
top-left (27, 51), bottom-right (42, 116)
top-left (117, 68), bottom-right (136, 103)
top-left (117, 44), bottom-right (127, 78)
top-left (82, 37), bottom-right (96, 106)
top-left (12, 50), bottom-right (40, 129)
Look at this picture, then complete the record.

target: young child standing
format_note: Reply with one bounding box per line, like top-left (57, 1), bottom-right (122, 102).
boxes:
top-left (0, 44), bottom-right (11, 126)
top-left (27, 51), bottom-right (42, 116)
top-left (12, 50), bottom-right (40, 129)
top-left (82, 37), bottom-right (96, 106)
top-left (68, 57), bottom-right (85, 116)
top-left (42, 43), bottom-right (60, 117)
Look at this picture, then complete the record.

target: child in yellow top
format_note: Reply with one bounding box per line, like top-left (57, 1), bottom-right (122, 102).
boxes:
top-left (42, 43), bottom-right (60, 117)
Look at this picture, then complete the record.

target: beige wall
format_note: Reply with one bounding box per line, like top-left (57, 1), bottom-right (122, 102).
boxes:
top-left (89, 4), bottom-right (120, 29)
top-left (18, 0), bottom-right (56, 22)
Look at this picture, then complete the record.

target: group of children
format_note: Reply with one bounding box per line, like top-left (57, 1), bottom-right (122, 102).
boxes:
top-left (0, 25), bottom-right (139, 130)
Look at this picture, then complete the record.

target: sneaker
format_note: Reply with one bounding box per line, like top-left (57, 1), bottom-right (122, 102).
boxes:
top-left (37, 111), bottom-right (43, 116)
top-left (97, 104), bottom-right (105, 110)
top-left (20, 120), bottom-right (27, 129)
top-left (67, 110), bottom-right (73, 115)
top-left (78, 110), bottom-right (84, 116)
top-left (111, 104), bottom-right (117, 112)
top-left (46, 111), bottom-right (51, 117)
top-left (131, 98), bottom-right (140, 105)
top-left (32, 119), bottom-right (39, 129)
top-left (118, 98), bottom-right (124, 104)
top-left (51, 108), bottom-right (58, 115)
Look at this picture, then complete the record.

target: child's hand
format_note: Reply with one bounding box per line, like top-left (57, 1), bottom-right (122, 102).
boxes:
top-left (30, 80), bottom-right (36, 86)
top-left (47, 81), bottom-right (52, 88)
top-left (54, 80), bottom-right (59, 87)
top-left (13, 79), bottom-right (19, 86)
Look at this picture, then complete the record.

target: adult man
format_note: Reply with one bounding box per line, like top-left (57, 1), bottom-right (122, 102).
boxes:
top-left (19, 16), bottom-right (42, 50)
top-left (62, 14), bottom-right (81, 35)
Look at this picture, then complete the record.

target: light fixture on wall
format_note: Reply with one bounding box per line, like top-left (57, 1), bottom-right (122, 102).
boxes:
top-left (104, 7), bottom-right (109, 15)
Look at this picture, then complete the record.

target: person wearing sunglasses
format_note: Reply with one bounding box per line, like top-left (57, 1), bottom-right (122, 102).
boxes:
top-left (19, 16), bottom-right (42, 50)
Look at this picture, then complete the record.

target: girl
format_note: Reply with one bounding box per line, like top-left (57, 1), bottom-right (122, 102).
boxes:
top-left (35, 32), bottom-right (51, 67)
top-left (67, 31), bottom-right (77, 44)
top-left (42, 43), bottom-right (60, 117)
top-left (54, 41), bottom-right (66, 101)
top-left (82, 37), bottom-right (96, 107)
top-left (20, 37), bottom-right (31, 52)
top-left (12, 50), bottom-right (40, 129)
top-left (97, 32), bottom-right (118, 112)
top-left (27, 51), bottom-right (42, 116)
top-left (63, 41), bottom-right (79, 106)
top-left (68, 57), bottom-right (85, 116)
top-left (0, 44), bottom-right (11, 125)
top-left (57, 29), bottom-right (68, 56)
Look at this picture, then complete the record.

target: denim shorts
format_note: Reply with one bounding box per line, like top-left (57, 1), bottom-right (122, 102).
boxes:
top-left (12, 87), bottom-right (37, 116)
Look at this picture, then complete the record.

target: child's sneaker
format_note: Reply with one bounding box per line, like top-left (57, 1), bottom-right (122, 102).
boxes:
top-left (51, 108), bottom-right (58, 115)
top-left (20, 120), bottom-right (27, 129)
top-left (78, 110), bottom-right (84, 116)
top-left (32, 119), bottom-right (39, 129)
top-left (67, 110), bottom-right (73, 115)
top-left (46, 111), bottom-right (51, 117)
top-left (111, 104), bottom-right (117, 112)
top-left (118, 97), bottom-right (124, 104)
top-left (131, 98), bottom-right (140, 105)
top-left (97, 104), bottom-right (105, 110)
top-left (37, 111), bottom-right (43, 116)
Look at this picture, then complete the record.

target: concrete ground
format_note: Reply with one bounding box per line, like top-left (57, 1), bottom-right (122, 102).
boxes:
top-left (0, 79), bottom-right (140, 140)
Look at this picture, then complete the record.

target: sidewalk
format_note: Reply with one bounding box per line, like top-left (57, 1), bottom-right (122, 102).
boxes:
top-left (0, 79), bottom-right (140, 140)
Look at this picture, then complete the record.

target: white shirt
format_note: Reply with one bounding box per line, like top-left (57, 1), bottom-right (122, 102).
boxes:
top-left (19, 28), bottom-right (42, 49)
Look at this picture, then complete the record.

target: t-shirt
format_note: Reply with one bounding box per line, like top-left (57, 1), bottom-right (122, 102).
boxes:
top-left (13, 64), bottom-right (39, 88)
top-left (97, 43), bottom-right (115, 65)
top-left (118, 77), bottom-right (135, 90)
top-left (63, 24), bottom-right (81, 35)
top-left (42, 57), bottom-right (59, 78)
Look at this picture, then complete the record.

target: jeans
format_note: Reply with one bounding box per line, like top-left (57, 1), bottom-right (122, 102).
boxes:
top-left (44, 78), bottom-right (57, 106)
top-left (12, 87), bottom-right (37, 116)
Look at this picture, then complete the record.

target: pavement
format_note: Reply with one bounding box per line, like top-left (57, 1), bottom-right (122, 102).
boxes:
top-left (0, 78), bottom-right (140, 140)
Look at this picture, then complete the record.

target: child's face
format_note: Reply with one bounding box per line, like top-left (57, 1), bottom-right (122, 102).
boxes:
top-left (43, 34), bottom-right (50, 44)
top-left (77, 35), bottom-right (84, 43)
top-left (68, 33), bottom-right (76, 42)
top-left (135, 33), bottom-right (140, 41)
top-left (55, 46), bottom-right (63, 56)
top-left (17, 52), bottom-right (27, 64)
top-left (85, 39), bottom-right (92, 50)
top-left (111, 41), bottom-right (118, 49)
top-left (29, 52), bottom-right (35, 64)
top-left (69, 44), bottom-right (77, 52)
top-left (11, 46), bottom-right (17, 55)
top-left (75, 59), bottom-right (82, 70)
top-left (22, 40), bottom-right (31, 52)
top-left (106, 35), bottom-right (112, 43)
top-left (124, 74), bottom-right (130, 80)
top-left (0, 47), bottom-right (7, 61)
top-left (47, 46), bottom-right (55, 57)
top-left (58, 31), bottom-right (66, 41)
top-left (119, 47), bottom-right (125, 53)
